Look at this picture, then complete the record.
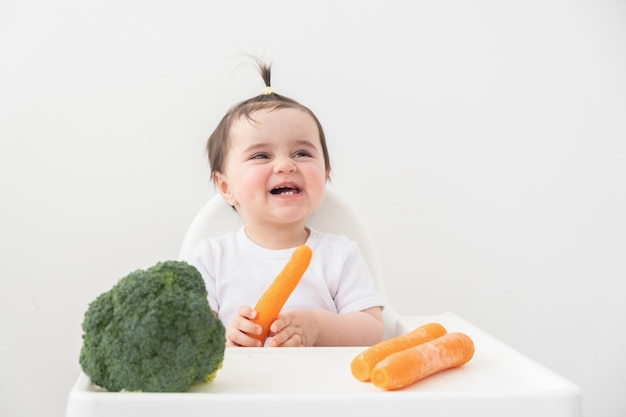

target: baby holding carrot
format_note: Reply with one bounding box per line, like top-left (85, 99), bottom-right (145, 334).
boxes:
top-left (187, 59), bottom-right (384, 347)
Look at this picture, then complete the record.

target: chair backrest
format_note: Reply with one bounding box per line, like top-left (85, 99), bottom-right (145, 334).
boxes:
top-left (178, 186), bottom-right (398, 340)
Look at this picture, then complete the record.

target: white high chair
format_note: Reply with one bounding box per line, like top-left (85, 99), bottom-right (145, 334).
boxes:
top-left (65, 186), bottom-right (583, 417)
top-left (178, 185), bottom-right (400, 340)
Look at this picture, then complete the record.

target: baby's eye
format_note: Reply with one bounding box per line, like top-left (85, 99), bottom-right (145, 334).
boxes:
top-left (294, 150), bottom-right (312, 158)
top-left (251, 152), bottom-right (270, 160)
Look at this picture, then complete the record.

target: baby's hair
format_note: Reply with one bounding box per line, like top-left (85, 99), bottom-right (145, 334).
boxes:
top-left (206, 59), bottom-right (331, 183)
top-left (257, 59), bottom-right (273, 94)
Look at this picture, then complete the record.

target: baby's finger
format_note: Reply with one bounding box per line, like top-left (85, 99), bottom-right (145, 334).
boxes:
top-left (270, 330), bottom-right (304, 347)
top-left (238, 305), bottom-right (257, 320)
top-left (227, 325), bottom-right (262, 347)
top-left (234, 316), bottom-right (263, 339)
top-left (269, 315), bottom-right (290, 334)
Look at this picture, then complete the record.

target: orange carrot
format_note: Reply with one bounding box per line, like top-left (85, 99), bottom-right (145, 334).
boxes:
top-left (370, 331), bottom-right (474, 390)
top-left (250, 245), bottom-right (313, 344)
top-left (350, 322), bottom-right (447, 381)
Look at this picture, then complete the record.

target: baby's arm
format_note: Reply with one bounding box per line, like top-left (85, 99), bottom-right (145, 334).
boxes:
top-left (268, 307), bottom-right (384, 347)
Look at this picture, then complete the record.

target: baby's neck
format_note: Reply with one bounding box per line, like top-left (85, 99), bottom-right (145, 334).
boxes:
top-left (244, 225), bottom-right (310, 250)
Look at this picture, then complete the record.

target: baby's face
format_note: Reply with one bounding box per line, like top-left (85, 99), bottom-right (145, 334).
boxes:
top-left (215, 107), bottom-right (328, 229)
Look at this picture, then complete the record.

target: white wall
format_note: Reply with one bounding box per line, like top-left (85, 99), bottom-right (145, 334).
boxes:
top-left (1, 1), bottom-right (624, 416)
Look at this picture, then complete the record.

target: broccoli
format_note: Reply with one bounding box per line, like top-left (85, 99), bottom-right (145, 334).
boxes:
top-left (79, 260), bottom-right (226, 392)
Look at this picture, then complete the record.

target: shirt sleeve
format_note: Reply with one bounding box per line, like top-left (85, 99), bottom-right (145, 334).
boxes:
top-left (332, 239), bottom-right (385, 314)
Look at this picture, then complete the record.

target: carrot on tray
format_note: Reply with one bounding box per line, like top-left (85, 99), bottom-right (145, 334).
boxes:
top-left (370, 331), bottom-right (475, 390)
top-left (249, 244), bottom-right (313, 345)
top-left (350, 322), bottom-right (447, 381)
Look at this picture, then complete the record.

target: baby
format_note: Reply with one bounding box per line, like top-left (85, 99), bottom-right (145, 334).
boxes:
top-left (188, 60), bottom-right (384, 347)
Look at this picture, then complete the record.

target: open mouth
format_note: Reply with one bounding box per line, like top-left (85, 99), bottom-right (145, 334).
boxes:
top-left (270, 185), bottom-right (301, 196)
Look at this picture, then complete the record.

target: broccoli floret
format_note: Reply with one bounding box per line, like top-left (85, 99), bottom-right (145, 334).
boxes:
top-left (79, 260), bottom-right (226, 392)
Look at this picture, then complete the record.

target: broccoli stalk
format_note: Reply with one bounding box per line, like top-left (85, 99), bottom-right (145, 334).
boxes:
top-left (79, 260), bottom-right (226, 392)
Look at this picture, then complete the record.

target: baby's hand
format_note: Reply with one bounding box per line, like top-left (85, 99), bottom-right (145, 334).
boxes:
top-left (267, 309), bottom-right (319, 347)
top-left (226, 305), bottom-right (263, 347)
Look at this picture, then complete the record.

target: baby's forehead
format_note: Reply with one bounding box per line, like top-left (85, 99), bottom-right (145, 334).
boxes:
top-left (230, 107), bottom-right (318, 134)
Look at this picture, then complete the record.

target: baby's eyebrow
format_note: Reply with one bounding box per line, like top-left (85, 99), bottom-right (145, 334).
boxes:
top-left (241, 139), bottom-right (317, 154)
top-left (291, 139), bottom-right (318, 149)
top-left (241, 142), bottom-right (270, 154)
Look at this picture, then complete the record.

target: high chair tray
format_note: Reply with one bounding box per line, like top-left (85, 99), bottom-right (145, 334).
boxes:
top-left (65, 312), bottom-right (581, 417)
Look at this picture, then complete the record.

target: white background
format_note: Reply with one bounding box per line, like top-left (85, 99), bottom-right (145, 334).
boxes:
top-left (1, 1), bottom-right (624, 416)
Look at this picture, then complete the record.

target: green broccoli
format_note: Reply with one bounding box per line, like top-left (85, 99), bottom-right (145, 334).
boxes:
top-left (79, 260), bottom-right (226, 392)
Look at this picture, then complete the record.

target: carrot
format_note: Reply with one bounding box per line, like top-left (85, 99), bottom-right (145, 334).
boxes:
top-left (250, 245), bottom-right (313, 344)
top-left (370, 331), bottom-right (475, 390)
top-left (350, 322), bottom-right (447, 381)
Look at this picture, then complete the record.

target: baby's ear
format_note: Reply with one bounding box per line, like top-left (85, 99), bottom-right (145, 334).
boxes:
top-left (214, 172), bottom-right (237, 207)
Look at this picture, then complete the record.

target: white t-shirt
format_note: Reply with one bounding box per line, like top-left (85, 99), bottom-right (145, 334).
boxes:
top-left (187, 226), bottom-right (384, 328)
